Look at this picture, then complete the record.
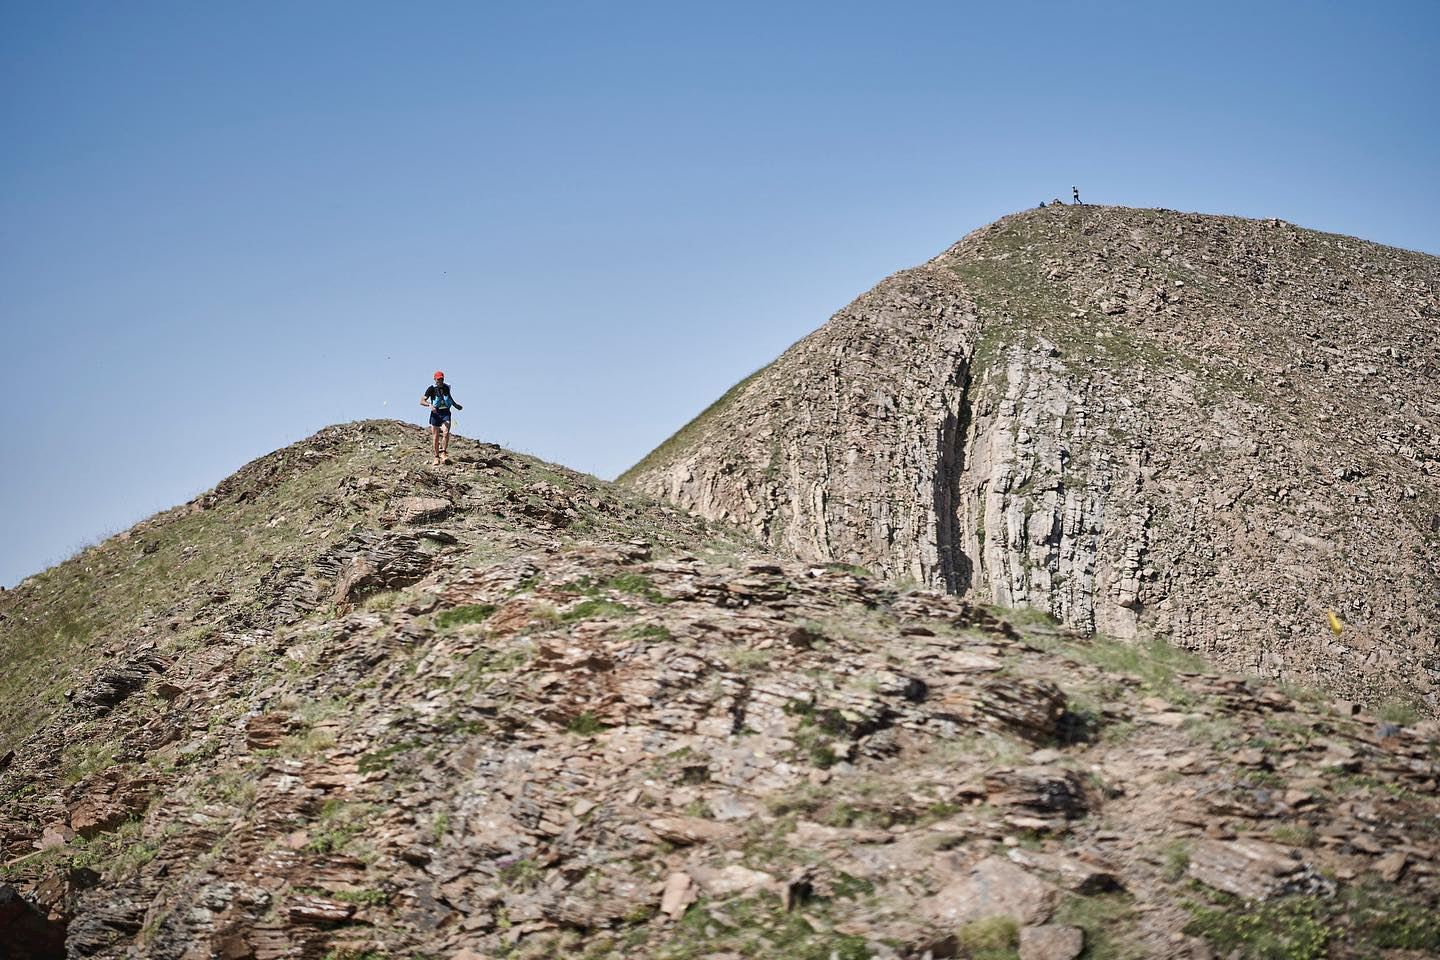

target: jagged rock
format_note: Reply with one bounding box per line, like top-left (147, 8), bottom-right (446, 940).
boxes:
top-left (245, 713), bottom-right (295, 750)
top-left (1187, 839), bottom-right (1333, 900)
top-left (69, 802), bottom-right (128, 839)
top-left (383, 496), bottom-right (452, 526)
top-left (69, 773), bottom-right (155, 838)
top-left (73, 652), bottom-right (168, 716)
top-left (326, 531), bottom-right (436, 607)
top-left (539, 882), bottom-right (649, 929)
top-left (35, 824), bottom-right (75, 850)
top-left (1372, 851), bottom-right (1407, 883)
top-left (1006, 848), bottom-right (1123, 893)
top-left (985, 766), bottom-right (1090, 826)
top-left (0, 883), bottom-right (67, 959)
top-left (64, 887), bottom-right (146, 955)
top-left (947, 678), bottom-right (1067, 741)
top-left (286, 895), bottom-right (355, 924)
top-left (660, 872), bottom-right (696, 919)
top-left (646, 817), bottom-right (732, 846)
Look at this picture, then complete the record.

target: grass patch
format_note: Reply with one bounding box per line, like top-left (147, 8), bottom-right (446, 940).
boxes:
top-left (763, 784), bottom-right (826, 818)
top-left (653, 891), bottom-right (870, 960)
top-left (822, 563), bottom-right (872, 577)
top-left (499, 858), bottom-right (543, 890)
top-left (1161, 839), bottom-right (1191, 882)
top-left (619, 367), bottom-right (766, 483)
top-left (996, 604), bottom-right (1061, 629)
top-left (606, 572), bottom-right (665, 601)
top-left (956, 916), bottom-right (1019, 959)
top-left (1268, 823), bottom-right (1318, 848)
top-left (357, 739), bottom-right (422, 773)
top-left (723, 647), bottom-right (776, 672)
top-left (1376, 697), bottom-right (1420, 726)
top-left (1184, 895), bottom-right (1330, 959)
top-left (562, 599), bottom-right (635, 622)
top-left (1345, 882), bottom-right (1440, 949)
top-left (1184, 884), bottom-right (1440, 958)
top-left (61, 740), bottom-right (119, 784)
top-left (566, 711), bottom-right (609, 736)
top-left (1031, 633), bottom-right (1208, 703)
top-left (434, 603), bottom-right (497, 629)
top-left (280, 728), bottom-right (336, 756)
top-left (620, 623), bottom-right (673, 643)
top-left (1055, 893), bottom-right (1140, 960)
top-left (785, 700), bottom-right (851, 769)
top-left (458, 643), bottom-right (534, 683)
top-left (303, 800), bottom-right (374, 855)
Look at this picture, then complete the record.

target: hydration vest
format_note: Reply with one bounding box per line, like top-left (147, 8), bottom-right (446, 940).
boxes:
top-left (432, 385), bottom-right (453, 411)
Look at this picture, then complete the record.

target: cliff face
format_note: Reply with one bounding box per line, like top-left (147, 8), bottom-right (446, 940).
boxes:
top-left (623, 206), bottom-right (1440, 702)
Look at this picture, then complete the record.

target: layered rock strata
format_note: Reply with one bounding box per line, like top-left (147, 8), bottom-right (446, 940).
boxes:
top-left (624, 206), bottom-right (1440, 701)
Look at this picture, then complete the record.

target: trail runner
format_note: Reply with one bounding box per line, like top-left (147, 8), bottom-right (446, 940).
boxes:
top-left (421, 371), bottom-right (462, 465)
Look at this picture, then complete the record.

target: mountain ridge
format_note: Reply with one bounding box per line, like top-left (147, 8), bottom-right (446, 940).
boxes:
top-left (2, 421), bottom-right (1439, 959)
top-left (3, 205), bottom-right (1440, 959)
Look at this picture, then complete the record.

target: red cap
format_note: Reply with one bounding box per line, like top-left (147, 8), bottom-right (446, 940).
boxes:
top-left (433, 370), bottom-right (444, 380)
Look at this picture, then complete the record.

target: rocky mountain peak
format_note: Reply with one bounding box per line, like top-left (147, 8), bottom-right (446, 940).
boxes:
top-left (623, 204), bottom-right (1440, 704)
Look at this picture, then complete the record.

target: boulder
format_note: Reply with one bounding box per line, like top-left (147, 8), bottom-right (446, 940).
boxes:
top-left (922, 855), bottom-right (1057, 926)
top-left (1020, 924), bottom-right (1085, 960)
top-left (1187, 839), bottom-right (1332, 900)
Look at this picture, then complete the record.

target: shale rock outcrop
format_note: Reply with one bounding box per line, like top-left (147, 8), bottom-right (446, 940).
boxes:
top-left (3, 421), bottom-right (1439, 959)
top-left (623, 206), bottom-right (1440, 702)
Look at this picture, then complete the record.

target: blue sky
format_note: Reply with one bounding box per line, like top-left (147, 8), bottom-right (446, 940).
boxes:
top-left (2, 0), bottom-right (1437, 586)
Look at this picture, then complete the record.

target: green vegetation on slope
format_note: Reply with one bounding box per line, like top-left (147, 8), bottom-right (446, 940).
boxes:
top-left (0, 419), bottom-right (756, 754)
top-left (618, 367), bottom-right (766, 483)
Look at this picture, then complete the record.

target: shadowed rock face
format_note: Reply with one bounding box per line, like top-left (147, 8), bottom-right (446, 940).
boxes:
top-left (623, 205), bottom-right (1440, 701)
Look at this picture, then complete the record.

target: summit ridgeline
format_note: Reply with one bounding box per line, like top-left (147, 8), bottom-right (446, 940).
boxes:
top-left (623, 205), bottom-right (1440, 703)
top-left (1, 209), bottom-right (1439, 959)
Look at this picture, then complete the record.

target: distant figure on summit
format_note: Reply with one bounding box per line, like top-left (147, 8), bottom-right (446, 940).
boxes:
top-left (421, 371), bottom-right (462, 465)
top-left (1072, 186), bottom-right (1082, 204)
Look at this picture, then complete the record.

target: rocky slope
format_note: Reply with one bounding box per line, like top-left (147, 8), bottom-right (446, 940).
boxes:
top-left (622, 205), bottom-right (1440, 706)
top-left (3, 420), bottom-right (1440, 959)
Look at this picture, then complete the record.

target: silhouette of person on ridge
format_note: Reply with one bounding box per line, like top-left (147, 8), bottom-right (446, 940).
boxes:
top-left (1073, 186), bottom-right (1082, 205)
top-left (421, 370), bottom-right (462, 465)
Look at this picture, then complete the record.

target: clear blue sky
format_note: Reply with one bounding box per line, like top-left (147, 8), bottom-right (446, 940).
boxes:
top-left (2, 0), bottom-right (1437, 586)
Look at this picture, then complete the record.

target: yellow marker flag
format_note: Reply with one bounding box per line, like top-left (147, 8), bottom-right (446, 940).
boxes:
top-left (1327, 609), bottom-right (1344, 637)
